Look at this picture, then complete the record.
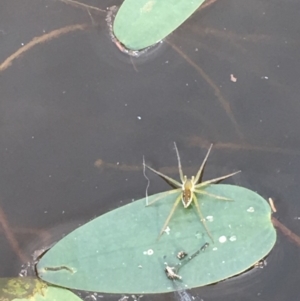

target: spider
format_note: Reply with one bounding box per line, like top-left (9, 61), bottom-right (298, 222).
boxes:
top-left (144, 143), bottom-right (241, 242)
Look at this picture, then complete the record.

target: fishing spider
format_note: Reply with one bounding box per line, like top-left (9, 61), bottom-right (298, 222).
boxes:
top-left (144, 143), bottom-right (240, 242)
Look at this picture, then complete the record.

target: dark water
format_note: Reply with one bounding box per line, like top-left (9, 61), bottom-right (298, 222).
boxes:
top-left (1, 0), bottom-right (300, 300)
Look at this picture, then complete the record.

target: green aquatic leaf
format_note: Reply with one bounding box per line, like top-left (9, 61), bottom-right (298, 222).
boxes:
top-left (113, 0), bottom-right (206, 50)
top-left (0, 277), bottom-right (82, 301)
top-left (37, 184), bottom-right (276, 294)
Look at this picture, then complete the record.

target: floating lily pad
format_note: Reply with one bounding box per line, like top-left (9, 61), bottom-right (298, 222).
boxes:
top-left (113, 0), bottom-right (206, 50)
top-left (0, 277), bottom-right (82, 301)
top-left (36, 184), bottom-right (276, 294)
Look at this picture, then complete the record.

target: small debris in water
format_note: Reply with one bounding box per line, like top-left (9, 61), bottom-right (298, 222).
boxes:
top-left (254, 259), bottom-right (267, 269)
top-left (268, 198), bottom-right (277, 212)
top-left (118, 296), bottom-right (129, 301)
top-left (230, 74), bottom-right (237, 82)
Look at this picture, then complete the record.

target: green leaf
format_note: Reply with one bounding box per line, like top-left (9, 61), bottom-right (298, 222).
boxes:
top-left (113, 0), bottom-right (206, 50)
top-left (37, 184), bottom-right (276, 294)
top-left (0, 277), bottom-right (82, 301)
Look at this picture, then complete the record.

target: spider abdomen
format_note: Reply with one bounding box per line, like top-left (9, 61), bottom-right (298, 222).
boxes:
top-left (182, 178), bottom-right (194, 207)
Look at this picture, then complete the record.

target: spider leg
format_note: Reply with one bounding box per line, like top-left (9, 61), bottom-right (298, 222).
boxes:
top-left (173, 142), bottom-right (184, 183)
top-left (158, 194), bottom-right (182, 240)
top-left (144, 164), bottom-right (182, 188)
top-left (195, 170), bottom-right (241, 188)
top-left (193, 193), bottom-right (214, 243)
top-left (146, 189), bottom-right (181, 206)
top-left (194, 144), bottom-right (213, 184)
top-left (194, 189), bottom-right (233, 201)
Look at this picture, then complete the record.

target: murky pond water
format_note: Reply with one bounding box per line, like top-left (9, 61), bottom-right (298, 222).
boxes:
top-left (1, 0), bottom-right (300, 300)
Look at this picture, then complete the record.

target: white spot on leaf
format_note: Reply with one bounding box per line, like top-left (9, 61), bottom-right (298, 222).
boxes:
top-left (206, 215), bottom-right (214, 222)
top-left (164, 226), bottom-right (171, 235)
top-left (143, 249), bottom-right (154, 256)
top-left (229, 235), bottom-right (237, 241)
top-left (247, 207), bottom-right (255, 213)
top-left (195, 232), bottom-right (202, 239)
top-left (219, 236), bottom-right (227, 243)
